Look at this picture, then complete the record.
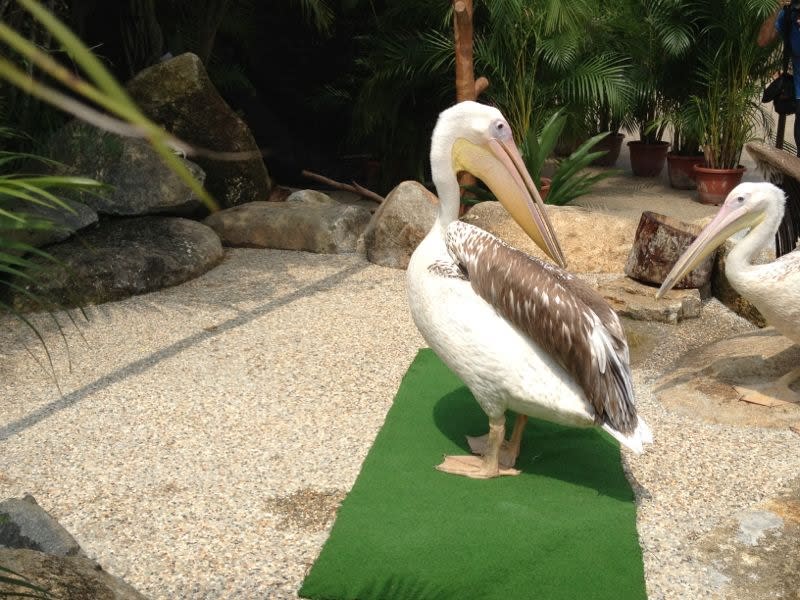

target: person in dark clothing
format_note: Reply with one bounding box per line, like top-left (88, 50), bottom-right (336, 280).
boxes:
top-left (760, 1), bottom-right (800, 155)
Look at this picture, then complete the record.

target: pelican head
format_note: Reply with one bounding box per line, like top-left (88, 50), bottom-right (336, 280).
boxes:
top-left (657, 182), bottom-right (786, 298)
top-left (431, 101), bottom-right (566, 268)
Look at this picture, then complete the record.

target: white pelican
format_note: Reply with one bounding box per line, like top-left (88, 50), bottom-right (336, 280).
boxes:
top-left (407, 101), bottom-right (652, 479)
top-left (658, 182), bottom-right (800, 404)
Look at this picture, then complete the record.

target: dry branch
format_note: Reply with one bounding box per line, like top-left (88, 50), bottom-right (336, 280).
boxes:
top-left (301, 169), bottom-right (384, 204)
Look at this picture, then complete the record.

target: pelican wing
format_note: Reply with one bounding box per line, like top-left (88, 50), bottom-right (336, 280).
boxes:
top-left (445, 221), bottom-right (638, 434)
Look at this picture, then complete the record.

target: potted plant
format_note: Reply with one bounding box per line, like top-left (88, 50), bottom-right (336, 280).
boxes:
top-left (657, 36), bottom-right (707, 189)
top-left (621, 1), bottom-right (695, 177)
top-left (463, 109), bottom-right (616, 208)
top-left (664, 104), bottom-right (705, 189)
top-left (627, 86), bottom-right (671, 177)
top-left (688, 0), bottom-right (776, 204)
top-left (522, 109), bottom-right (618, 206)
top-left (585, 98), bottom-right (630, 167)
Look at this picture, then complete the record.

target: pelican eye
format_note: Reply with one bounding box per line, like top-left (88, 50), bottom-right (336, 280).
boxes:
top-left (736, 196), bottom-right (745, 203)
top-left (492, 119), bottom-right (510, 138)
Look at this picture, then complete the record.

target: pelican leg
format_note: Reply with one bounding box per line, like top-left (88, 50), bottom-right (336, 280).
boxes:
top-left (437, 416), bottom-right (521, 479)
top-left (466, 413), bottom-right (528, 468)
top-left (735, 367), bottom-right (800, 407)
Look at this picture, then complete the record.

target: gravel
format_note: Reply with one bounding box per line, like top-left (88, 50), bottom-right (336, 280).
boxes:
top-left (1, 248), bottom-right (799, 599)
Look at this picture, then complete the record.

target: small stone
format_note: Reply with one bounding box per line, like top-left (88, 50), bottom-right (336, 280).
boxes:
top-left (596, 275), bottom-right (702, 324)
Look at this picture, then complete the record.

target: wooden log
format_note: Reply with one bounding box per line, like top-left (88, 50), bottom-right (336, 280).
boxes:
top-left (624, 211), bottom-right (715, 289)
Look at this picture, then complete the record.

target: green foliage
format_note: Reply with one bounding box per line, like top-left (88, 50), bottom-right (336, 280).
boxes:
top-left (621, 0), bottom-right (700, 143)
top-left (467, 109), bottom-right (615, 207)
top-left (0, 0), bottom-right (69, 149)
top-left (0, 0), bottom-right (217, 211)
top-left (0, 137), bottom-right (105, 383)
top-left (522, 110), bottom-right (617, 206)
top-left (0, 0), bottom-right (217, 387)
top-left (475, 0), bottom-right (631, 142)
top-left (328, 0), bottom-right (634, 188)
top-left (289, 0), bottom-right (335, 35)
top-left (686, 0), bottom-right (777, 168)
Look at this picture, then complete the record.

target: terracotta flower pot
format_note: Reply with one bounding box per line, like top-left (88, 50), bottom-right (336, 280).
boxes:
top-left (692, 164), bottom-right (746, 205)
top-left (591, 133), bottom-right (625, 167)
top-left (540, 176), bottom-right (551, 202)
top-left (628, 141), bottom-right (670, 177)
top-left (666, 153), bottom-right (705, 190)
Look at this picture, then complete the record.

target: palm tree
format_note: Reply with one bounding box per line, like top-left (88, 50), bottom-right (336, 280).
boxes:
top-left (622, 0), bottom-right (698, 144)
top-left (336, 0), bottom-right (632, 187)
top-left (474, 0), bottom-right (630, 143)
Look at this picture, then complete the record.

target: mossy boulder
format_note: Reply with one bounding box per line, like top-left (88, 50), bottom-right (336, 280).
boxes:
top-left (7, 217), bottom-right (223, 310)
top-left (127, 53), bottom-right (271, 208)
top-left (42, 121), bottom-right (206, 217)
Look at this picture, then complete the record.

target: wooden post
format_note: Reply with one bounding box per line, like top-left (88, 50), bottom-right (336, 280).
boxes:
top-left (453, 0), bottom-right (488, 213)
top-left (454, 0), bottom-right (476, 104)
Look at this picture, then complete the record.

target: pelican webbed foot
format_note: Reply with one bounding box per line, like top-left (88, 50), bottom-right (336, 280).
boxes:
top-left (735, 367), bottom-right (800, 407)
top-left (436, 454), bottom-right (520, 479)
top-left (436, 415), bottom-right (522, 479)
top-left (466, 414), bottom-right (528, 468)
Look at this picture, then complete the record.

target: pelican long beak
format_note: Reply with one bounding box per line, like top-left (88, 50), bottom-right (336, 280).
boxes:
top-left (452, 137), bottom-right (566, 268)
top-left (656, 200), bottom-right (763, 299)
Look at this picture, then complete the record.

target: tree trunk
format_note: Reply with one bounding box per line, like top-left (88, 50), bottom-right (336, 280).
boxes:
top-left (453, 0), bottom-right (476, 104)
top-left (624, 211), bottom-right (715, 289)
top-left (453, 0), bottom-right (488, 213)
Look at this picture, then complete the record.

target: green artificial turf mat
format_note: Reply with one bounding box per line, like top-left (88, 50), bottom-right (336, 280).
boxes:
top-left (300, 349), bottom-right (647, 600)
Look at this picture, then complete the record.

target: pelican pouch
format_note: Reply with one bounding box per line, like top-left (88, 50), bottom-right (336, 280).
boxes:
top-left (763, 7), bottom-right (796, 115)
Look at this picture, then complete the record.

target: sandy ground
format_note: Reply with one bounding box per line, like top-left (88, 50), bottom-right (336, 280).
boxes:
top-left (1, 146), bottom-right (799, 599)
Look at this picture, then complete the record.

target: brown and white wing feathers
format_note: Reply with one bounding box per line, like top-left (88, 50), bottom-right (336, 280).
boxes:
top-left (445, 221), bottom-right (638, 435)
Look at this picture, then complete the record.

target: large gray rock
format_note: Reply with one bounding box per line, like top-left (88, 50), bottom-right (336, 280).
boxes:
top-left (0, 548), bottom-right (147, 599)
top-left (42, 121), bottom-right (207, 217)
top-left (204, 195), bottom-right (371, 253)
top-left (462, 202), bottom-right (637, 273)
top-left (0, 195), bottom-right (98, 249)
top-left (127, 52), bottom-right (271, 208)
top-left (8, 217), bottom-right (223, 310)
top-left (363, 181), bottom-right (438, 269)
top-left (0, 494), bottom-right (83, 557)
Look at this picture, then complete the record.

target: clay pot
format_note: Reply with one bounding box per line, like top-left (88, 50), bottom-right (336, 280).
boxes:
top-left (666, 153), bottom-right (705, 190)
top-left (628, 141), bottom-right (670, 177)
top-left (540, 176), bottom-right (551, 202)
top-left (692, 164), bottom-right (747, 205)
top-left (591, 133), bottom-right (625, 167)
